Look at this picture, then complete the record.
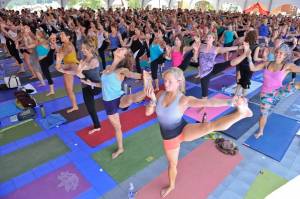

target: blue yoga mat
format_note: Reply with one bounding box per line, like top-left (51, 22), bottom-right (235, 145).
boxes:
top-left (244, 113), bottom-right (300, 161)
top-left (0, 101), bottom-right (21, 119)
top-left (221, 103), bottom-right (260, 139)
top-left (0, 89), bottom-right (16, 102)
top-left (210, 74), bottom-right (236, 91)
top-left (186, 86), bottom-right (214, 99)
top-left (37, 113), bottom-right (67, 130)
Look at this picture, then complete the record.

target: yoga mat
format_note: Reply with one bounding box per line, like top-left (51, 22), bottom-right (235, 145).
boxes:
top-left (0, 136), bottom-right (70, 183)
top-left (137, 141), bottom-right (243, 199)
top-left (0, 88), bottom-right (17, 103)
top-left (284, 96), bottom-right (300, 121)
top-left (244, 113), bottom-right (300, 161)
top-left (186, 86), bottom-right (213, 99)
top-left (0, 119), bottom-right (42, 146)
top-left (54, 99), bottom-right (104, 123)
top-left (244, 170), bottom-right (287, 199)
top-left (265, 175), bottom-right (300, 199)
top-left (5, 164), bottom-right (90, 199)
top-left (37, 114), bottom-right (67, 130)
top-left (210, 75), bottom-right (236, 91)
top-left (34, 84), bottom-right (82, 104)
top-left (0, 101), bottom-right (21, 119)
top-left (93, 123), bottom-right (163, 183)
top-left (224, 80), bottom-right (262, 96)
top-left (221, 103), bottom-right (260, 139)
top-left (250, 92), bottom-right (261, 105)
top-left (77, 106), bottom-right (156, 147)
top-left (185, 93), bottom-right (231, 122)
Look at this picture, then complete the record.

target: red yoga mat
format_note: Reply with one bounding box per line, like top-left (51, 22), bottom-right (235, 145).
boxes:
top-left (76, 106), bottom-right (156, 147)
top-left (137, 141), bottom-right (243, 199)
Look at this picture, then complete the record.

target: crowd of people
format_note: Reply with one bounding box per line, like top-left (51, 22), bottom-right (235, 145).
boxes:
top-left (1, 7), bottom-right (300, 197)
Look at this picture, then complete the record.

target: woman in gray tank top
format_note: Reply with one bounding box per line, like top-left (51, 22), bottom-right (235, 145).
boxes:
top-left (144, 68), bottom-right (253, 198)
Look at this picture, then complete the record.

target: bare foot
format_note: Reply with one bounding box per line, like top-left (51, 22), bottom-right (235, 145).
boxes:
top-left (17, 69), bottom-right (25, 74)
top-left (112, 148), bottom-right (124, 159)
top-left (237, 98), bottom-right (253, 118)
top-left (46, 91), bottom-right (55, 96)
top-left (29, 76), bottom-right (37, 79)
top-left (161, 186), bottom-right (175, 198)
top-left (66, 107), bottom-right (79, 113)
top-left (255, 131), bottom-right (263, 139)
top-left (88, 128), bottom-right (101, 135)
top-left (194, 74), bottom-right (200, 78)
top-left (38, 83), bottom-right (46, 87)
top-left (295, 83), bottom-right (300, 90)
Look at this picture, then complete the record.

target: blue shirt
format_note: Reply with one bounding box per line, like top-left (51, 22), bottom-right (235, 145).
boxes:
top-left (150, 44), bottom-right (164, 62)
top-left (101, 71), bottom-right (124, 101)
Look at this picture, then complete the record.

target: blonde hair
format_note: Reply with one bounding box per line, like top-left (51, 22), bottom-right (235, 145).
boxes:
top-left (163, 68), bottom-right (186, 94)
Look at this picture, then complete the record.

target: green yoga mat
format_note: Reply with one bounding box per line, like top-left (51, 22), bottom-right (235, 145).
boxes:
top-left (0, 119), bottom-right (42, 146)
top-left (92, 123), bottom-right (163, 183)
top-left (0, 136), bottom-right (69, 183)
top-left (244, 170), bottom-right (288, 199)
top-left (34, 84), bottom-right (82, 103)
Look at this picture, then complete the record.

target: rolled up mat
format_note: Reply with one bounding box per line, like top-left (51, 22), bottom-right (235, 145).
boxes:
top-left (220, 103), bottom-right (260, 139)
top-left (244, 113), bottom-right (300, 161)
top-left (137, 140), bottom-right (243, 199)
top-left (210, 74), bottom-right (236, 91)
top-left (0, 119), bottom-right (42, 146)
top-left (54, 99), bottom-right (104, 123)
top-left (0, 101), bottom-right (21, 119)
top-left (185, 93), bottom-right (231, 122)
top-left (5, 164), bottom-right (90, 199)
top-left (186, 86), bottom-right (213, 99)
top-left (33, 84), bottom-right (82, 104)
top-left (76, 106), bottom-right (156, 147)
top-left (244, 170), bottom-right (287, 199)
top-left (0, 135), bottom-right (69, 183)
top-left (92, 123), bottom-right (163, 183)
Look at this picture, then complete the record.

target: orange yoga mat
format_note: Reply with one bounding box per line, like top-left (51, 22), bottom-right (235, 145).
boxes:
top-left (76, 106), bottom-right (156, 147)
top-left (137, 141), bottom-right (243, 199)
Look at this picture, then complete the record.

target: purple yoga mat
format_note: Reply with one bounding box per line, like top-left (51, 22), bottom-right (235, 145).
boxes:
top-left (210, 75), bottom-right (236, 91)
top-left (6, 164), bottom-right (90, 199)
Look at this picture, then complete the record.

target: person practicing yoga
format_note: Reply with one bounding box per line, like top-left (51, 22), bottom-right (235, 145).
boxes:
top-left (236, 43), bottom-right (300, 139)
top-left (84, 47), bottom-right (149, 159)
top-left (56, 29), bottom-right (79, 113)
top-left (144, 67), bottom-right (253, 198)
top-left (194, 32), bottom-right (242, 99)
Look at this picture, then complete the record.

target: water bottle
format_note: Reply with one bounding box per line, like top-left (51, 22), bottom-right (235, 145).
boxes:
top-left (40, 104), bottom-right (46, 118)
top-left (128, 183), bottom-right (136, 199)
top-left (128, 86), bottom-right (132, 94)
top-left (124, 83), bottom-right (128, 94)
top-left (221, 85), bottom-right (226, 93)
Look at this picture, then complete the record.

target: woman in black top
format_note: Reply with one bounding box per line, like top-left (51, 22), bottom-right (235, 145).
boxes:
top-left (75, 39), bottom-right (102, 134)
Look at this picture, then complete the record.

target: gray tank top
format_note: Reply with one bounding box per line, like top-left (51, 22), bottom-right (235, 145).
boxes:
top-left (156, 91), bottom-right (184, 130)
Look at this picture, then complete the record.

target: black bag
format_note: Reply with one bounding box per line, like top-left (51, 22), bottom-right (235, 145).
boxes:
top-left (215, 138), bottom-right (238, 155)
top-left (17, 108), bottom-right (36, 121)
top-left (15, 90), bottom-right (37, 108)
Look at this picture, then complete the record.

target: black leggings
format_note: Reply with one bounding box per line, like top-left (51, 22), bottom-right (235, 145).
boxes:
top-left (40, 49), bottom-right (54, 85)
top-left (82, 86), bottom-right (101, 129)
top-left (98, 41), bottom-right (108, 70)
top-left (6, 37), bottom-right (23, 64)
top-left (150, 54), bottom-right (165, 80)
top-left (178, 50), bottom-right (194, 71)
top-left (292, 58), bottom-right (300, 80)
top-left (134, 48), bottom-right (146, 74)
top-left (200, 61), bottom-right (232, 97)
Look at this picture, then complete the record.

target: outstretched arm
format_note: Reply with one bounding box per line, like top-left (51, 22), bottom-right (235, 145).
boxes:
top-left (185, 96), bottom-right (234, 109)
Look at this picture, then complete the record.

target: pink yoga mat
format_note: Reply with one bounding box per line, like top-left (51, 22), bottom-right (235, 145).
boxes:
top-left (137, 141), bottom-right (243, 199)
top-left (185, 93), bottom-right (231, 121)
top-left (6, 164), bottom-right (90, 199)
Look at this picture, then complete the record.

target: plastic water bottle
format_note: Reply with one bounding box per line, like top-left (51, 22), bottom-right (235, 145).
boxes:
top-left (124, 83), bottom-right (128, 94)
top-left (40, 104), bottom-right (46, 118)
top-left (128, 86), bottom-right (132, 94)
top-left (128, 183), bottom-right (136, 199)
top-left (221, 85), bottom-right (226, 93)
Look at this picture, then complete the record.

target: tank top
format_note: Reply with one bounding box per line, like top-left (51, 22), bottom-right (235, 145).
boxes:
top-left (156, 92), bottom-right (184, 132)
top-left (63, 51), bottom-right (79, 65)
top-left (199, 46), bottom-right (217, 78)
top-left (36, 45), bottom-right (49, 58)
top-left (261, 63), bottom-right (285, 93)
top-left (259, 24), bottom-right (269, 37)
top-left (171, 50), bottom-right (183, 67)
top-left (224, 31), bottom-right (234, 44)
top-left (150, 44), bottom-right (164, 62)
top-left (109, 34), bottom-right (120, 50)
top-left (101, 70), bottom-right (124, 101)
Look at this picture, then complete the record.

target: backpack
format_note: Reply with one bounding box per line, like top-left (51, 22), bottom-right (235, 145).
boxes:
top-left (215, 138), bottom-right (238, 155)
top-left (15, 90), bottom-right (37, 109)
